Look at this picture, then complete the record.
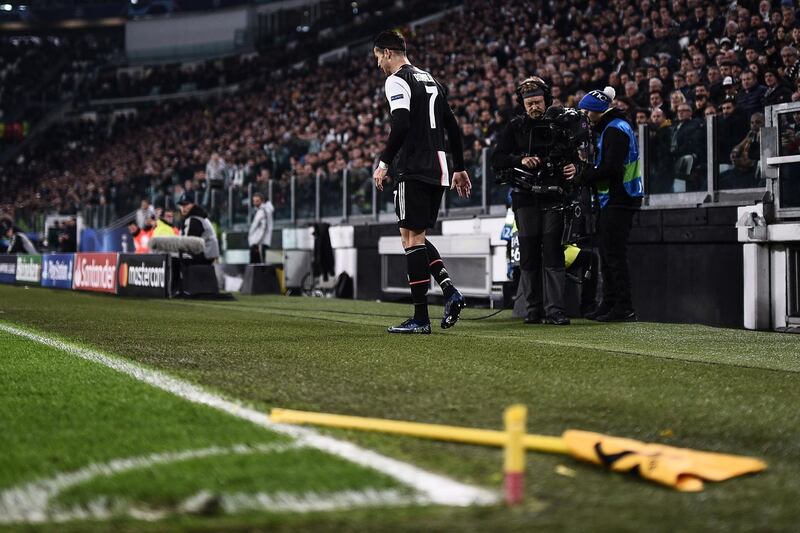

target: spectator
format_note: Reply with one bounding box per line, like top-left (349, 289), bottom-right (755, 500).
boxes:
top-left (673, 72), bottom-right (689, 100)
top-left (692, 53), bottom-right (708, 76)
top-left (634, 109), bottom-right (649, 128)
top-left (686, 69), bottom-right (702, 90)
top-left (718, 97), bottom-right (750, 173)
top-left (135, 198), bottom-right (155, 229)
top-left (58, 218), bottom-right (77, 253)
top-left (205, 152), bottom-right (227, 178)
top-left (737, 70), bottom-right (768, 118)
top-left (669, 90), bottom-right (687, 118)
top-left (693, 85), bottom-right (711, 119)
top-left (764, 68), bottom-right (793, 107)
top-left (205, 152), bottom-right (227, 202)
top-left (781, 45), bottom-right (800, 83)
top-left (707, 66), bottom-right (725, 104)
top-left (723, 112), bottom-right (765, 188)
top-left (648, 107), bottom-right (673, 193)
top-left (722, 76), bottom-right (739, 101)
top-left (649, 91), bottom-right (665, 114)
top-left (670, 103), bottom-right (704, 191)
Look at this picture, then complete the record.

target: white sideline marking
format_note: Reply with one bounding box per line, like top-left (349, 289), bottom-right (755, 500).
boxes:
top-left (0, 322), bottom-right (498, 511)
top-left (0, 443), bottom-right (301, 524)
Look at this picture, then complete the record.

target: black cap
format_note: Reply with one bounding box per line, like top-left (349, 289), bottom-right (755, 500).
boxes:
top-left (177, 191), bottom-right (196, 205)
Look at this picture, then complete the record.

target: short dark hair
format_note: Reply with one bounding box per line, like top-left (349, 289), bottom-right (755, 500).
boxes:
top-left (373, 30), bottom-right (406, 52)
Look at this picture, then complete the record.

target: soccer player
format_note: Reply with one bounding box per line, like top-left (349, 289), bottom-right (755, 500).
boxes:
top-left (372, 30), bottom-right (472, 334)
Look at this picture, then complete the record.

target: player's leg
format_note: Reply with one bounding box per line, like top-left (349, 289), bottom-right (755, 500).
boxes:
top-left (423, 185), bottom-right (466, 329)
top-left (388, 180), bottom-right (432, 334)
top-left (425, 239), bottom-right (454, 297)
top-left (401, 226), bottom-right (431, 325)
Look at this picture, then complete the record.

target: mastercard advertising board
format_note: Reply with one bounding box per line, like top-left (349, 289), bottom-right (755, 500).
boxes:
top-left (117, 254), bottom-right (169, 298)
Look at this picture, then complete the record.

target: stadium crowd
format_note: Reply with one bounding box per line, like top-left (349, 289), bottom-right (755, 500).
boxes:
top-left (0, 34), bottom-right (122, 124)
top-left (3, 0), bottom-right (800, 228)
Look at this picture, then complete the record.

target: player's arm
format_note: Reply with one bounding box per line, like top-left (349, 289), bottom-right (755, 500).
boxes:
top-left (374, 76), bottom-right (411, 191)
top-left (442, 103), bottom-right (471, 198)
top-left (378, 109), bottom-right (411, 170)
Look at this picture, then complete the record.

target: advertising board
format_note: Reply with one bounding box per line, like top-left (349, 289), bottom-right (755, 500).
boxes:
top-left (117, 254), bottom-right (169, 298)
top-left (72, 253), bottom-right (118, 294)
top-left (15, 255), bottom-right (42, 283)
top-left (41, 254), bottom-right (75, 289)
top-left (0, 254), bottom-right (16, 284)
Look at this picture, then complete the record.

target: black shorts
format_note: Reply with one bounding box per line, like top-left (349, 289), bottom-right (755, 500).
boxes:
top-left (394, 179), bottom-right (445, 231)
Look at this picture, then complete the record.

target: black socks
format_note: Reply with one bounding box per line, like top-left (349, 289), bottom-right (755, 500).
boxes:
top-left (405, 244), bottom-right (430, 323)
top-left (425, 239), bottom-right (456, 299)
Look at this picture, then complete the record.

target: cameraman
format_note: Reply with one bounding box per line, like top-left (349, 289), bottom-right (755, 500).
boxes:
top-left (577, 87), bottom-right (644, 322)
top-left (492, 77), bottom-right (574, 326)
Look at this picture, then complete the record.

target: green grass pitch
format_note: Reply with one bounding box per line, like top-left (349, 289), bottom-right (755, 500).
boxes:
top-left (1, 284), bottom-right (799, 531)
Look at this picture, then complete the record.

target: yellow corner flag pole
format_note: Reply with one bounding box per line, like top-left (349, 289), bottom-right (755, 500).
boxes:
top-left (271, 407), bottom-right (569, 455)
top-left (271, 408), bottom-right (767, 492)
top-left (503, 405), bottom-right (527, 506)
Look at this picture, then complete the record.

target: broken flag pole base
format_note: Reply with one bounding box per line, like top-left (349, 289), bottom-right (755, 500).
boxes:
top-left (270, 407), bottom-right (767, 494)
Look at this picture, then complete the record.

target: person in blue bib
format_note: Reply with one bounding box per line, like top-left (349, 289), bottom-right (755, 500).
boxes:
top-left (576, 86), bottom-right (644, 322)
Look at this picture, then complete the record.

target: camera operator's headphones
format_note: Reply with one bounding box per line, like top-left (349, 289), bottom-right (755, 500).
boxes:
top-left (515, 76), bottom-right (553, 108)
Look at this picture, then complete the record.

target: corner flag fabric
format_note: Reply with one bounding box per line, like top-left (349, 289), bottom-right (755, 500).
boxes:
top-left (563, 430), bottom-right (767, 492)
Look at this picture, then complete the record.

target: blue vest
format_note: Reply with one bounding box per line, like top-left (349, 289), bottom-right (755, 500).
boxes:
top-left (594, 118), bottom-right (644, 208)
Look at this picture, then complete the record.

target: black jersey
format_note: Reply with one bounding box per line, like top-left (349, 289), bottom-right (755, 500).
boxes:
top-left (383, 64), bottom-right (451, 187)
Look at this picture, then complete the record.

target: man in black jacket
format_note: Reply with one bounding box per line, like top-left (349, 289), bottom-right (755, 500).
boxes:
top-left (491, 77), bottom-right (574, 325)
top-left (763, 69), bottom-right (792, 108)
top-left (577, 87), bottom-right (644, 322)
top-left (178, 191), bottom-right (219, 264)
top-left (670, 103), bottom-right (704, 191)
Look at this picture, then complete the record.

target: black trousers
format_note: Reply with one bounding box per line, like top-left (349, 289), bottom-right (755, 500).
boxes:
top-left (249, 244), bottom-right (269, 264)
top-left (514, 206), bottom-right (565, 317)
top-left (597, 207), bottom-right (636, 311)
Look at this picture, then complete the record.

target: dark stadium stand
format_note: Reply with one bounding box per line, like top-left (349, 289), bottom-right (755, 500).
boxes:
top-left (1, 0), bottom-right (798, 233)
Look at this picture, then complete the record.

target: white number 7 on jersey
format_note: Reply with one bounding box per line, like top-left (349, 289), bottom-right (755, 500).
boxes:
top-left (425, 85), bottom-right (438, 129)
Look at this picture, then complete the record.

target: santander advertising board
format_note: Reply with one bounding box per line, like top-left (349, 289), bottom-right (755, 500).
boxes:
top-left (72, 253), bottom-right (118, 293)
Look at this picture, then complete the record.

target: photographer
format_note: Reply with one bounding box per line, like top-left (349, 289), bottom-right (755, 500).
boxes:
top-left (577, 87), bottom-right (644, 322)
top-left (491, 77), bottom-right (576, 326)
